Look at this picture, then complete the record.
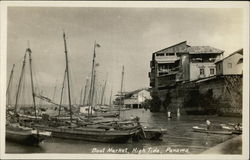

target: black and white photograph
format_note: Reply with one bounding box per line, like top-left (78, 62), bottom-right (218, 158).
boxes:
top-left (0, 1), bottom-right (249, 159)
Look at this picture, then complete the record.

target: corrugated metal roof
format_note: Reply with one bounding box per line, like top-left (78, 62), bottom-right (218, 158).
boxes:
top-left (178, 46), bottom-right (224, 54)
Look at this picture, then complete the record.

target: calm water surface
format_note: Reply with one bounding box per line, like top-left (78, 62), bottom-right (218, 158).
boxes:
top-left (6, 109), bottom-right (241, 154)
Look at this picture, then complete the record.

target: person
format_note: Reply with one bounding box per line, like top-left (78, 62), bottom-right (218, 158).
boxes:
top-left (234, 123), bottom-right (240, 131)
top-left (206, 119), bottom-right (211, 130)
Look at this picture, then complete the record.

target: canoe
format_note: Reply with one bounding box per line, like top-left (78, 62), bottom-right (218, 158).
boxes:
top-left (192, 126), bottom-right (232, 135)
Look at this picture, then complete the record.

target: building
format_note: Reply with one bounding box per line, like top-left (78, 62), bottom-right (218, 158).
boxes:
top-left (215, 49), bottom-right (243, 75)
top-left (149, 41), bottom-right (224, 90)
top-left (148, 41), bottom-right (224, 112)
top-left (149, 41), bottom-right (190, 90)
top-left (123, 88), bottom-right (151, 108)
top-left (177, 46), bottom-right (224, 81)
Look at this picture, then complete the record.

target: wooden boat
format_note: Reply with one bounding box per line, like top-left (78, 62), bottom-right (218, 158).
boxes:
top-left (138, 126), bottom-right (167, 140)
top-left (192, 126), bottom-right (232, 135)
top-left (30, 123), bottom-right (140, 143)
top-left (6, 51), bottom-right (51, 146)
top-left (220, 123), bottom-right (242, 135)
top-left (18, 34), bottom-right (142, 143)
top-left (6, 123), bottom-right (49, 146)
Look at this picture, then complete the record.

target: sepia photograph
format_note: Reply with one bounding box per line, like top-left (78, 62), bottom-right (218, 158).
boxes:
top-left (0, 1), bottom-right (249, 159)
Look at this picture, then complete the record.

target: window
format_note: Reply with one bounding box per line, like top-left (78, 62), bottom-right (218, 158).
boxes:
top-left (227, 63), bottom-right (232, 68)
top-left (156, 53), bottom-right (164, 56)
top-left (210, 68), bottom-right (215, 75)
top-left (237, 58), bottom-right (243, 64)
top-left (200, 68), bottom-right (205, 75)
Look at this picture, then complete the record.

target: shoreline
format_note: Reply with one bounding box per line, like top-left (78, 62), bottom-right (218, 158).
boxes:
top-left (202, 135), bottom-right (242, 154)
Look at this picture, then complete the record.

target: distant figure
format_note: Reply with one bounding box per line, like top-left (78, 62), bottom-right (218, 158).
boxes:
top-left (206, 119), bottom-right (211, 130)
top-left (167, 111), bottom-right (172, 119)
top-left (234, 123), bottom-right (241, 130)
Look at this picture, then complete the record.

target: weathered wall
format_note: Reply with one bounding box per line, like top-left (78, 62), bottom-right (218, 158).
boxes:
top-left (151, 75), bottom-right (242, 116)
top-left (189, 62), bottom-right (216, 81)
top-left (222, 53), bottom-right (243, 75)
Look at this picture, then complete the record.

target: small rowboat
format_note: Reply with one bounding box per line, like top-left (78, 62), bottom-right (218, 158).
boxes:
top-left (192, 126), bottom-right (232, 135)
top-left (138, 126), bottom-right (167, 140)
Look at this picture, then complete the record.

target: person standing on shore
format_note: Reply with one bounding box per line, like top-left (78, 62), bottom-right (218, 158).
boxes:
top-left (206, 119), bottom-right (211, 130)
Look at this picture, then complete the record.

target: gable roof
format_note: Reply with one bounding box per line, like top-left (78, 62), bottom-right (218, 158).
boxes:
top-left (178, 46), bottom-right (224, 54)
top-left (215, 48), bottom-right (243, 64)
top-left (153, 41), bottom-right (189, 54)
top-left (124, 88), bottom-right (150, 99)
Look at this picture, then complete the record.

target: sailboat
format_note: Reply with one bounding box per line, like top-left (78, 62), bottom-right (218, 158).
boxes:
top-left (6, 50), bottom-right (50, 146)
top-left (20, 32), bottom-right (141, 143)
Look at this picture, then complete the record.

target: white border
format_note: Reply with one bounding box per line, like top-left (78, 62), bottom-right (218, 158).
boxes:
top-left (0, 1), bottom-right (249, 160)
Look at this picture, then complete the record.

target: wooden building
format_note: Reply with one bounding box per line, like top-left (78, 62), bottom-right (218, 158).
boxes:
top-left (215, 48), bottom-right (243, 75)
top-left (123, 88), bottom-right (151, 108)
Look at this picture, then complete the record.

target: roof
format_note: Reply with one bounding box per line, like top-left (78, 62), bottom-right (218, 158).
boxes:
top-left (178, 46), bottom-right (224, 54)
top-left (123, 88), bottom-right (149, 98)
top-left (153, 41), bottom-right (189, 54)
top-left (215, 48), bottom-right (243, 64)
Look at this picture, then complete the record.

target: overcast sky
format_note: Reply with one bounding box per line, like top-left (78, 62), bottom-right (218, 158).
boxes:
top-left (7, 7), bottom-right (244, 104)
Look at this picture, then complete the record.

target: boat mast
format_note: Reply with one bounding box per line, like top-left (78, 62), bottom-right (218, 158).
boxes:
top-left (79, 86), bottom-right (83, 105)
top-left (109, 87), bottom-right (113, 107)
top-left (58, 69), bottom-right (66, 117)
top-left (63, 32), bottom-right (73, 122)
top-left (88, 41), bottom-right (97, 117)
top-left (27, 48), bottom-right (37, 119)
top-left (90, 70), bottom-right (96, 115)
top-left (14, 54), bottom-right (26, 115)
top-left (82, 78), bottom-right (89, 106)
top-left (101, 74), bottom-right (108, 105)
top-left (119, 66), bottom-right (124, 119)
top-left (6, 64), bottom-right (15, 106)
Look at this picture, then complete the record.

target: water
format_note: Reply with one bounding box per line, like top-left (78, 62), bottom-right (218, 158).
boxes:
top-left (6, 109), bottom-right (241, 154)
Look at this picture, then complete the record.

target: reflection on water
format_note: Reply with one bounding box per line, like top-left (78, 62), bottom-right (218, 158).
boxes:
top-left (6, 109), bottom-right (241, 154)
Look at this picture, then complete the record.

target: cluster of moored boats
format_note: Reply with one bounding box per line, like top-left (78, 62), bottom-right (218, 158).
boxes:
top-left (6, 32), bottom-right (167, 146)
top-left (6, 109), bottom-right (167, 145)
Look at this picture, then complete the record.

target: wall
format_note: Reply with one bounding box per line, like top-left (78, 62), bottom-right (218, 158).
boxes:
top-left (151, 75), bottom-right (242, 116)
top-left (189, 62), bottom-right (216, 81)
top-left (222, 53), bottom-right (243, 75)
top-left (216, 61), bottom-right (223, 75)
top-left (177, 53), bottom-right (190, 81)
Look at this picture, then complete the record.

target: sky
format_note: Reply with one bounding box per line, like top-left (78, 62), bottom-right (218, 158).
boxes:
top-left (6, 7), bottom-right (244, 104)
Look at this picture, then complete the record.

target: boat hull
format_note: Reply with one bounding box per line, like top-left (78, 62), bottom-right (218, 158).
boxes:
top-left (6, 129), bottom-right (42, 146)
top-left (192, 126), bottom-right (232, 135)
top-left (34, 125), bottom-right (139, 143)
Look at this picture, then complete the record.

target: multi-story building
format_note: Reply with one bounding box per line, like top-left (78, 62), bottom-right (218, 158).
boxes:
top-left (149, 41), bottom-right (224, 90)
top-left (149, 41), bottom-right (190, 90)
top-left (177, 46), bottom-right (224, 81)
top-left (215, 48), bottom-right (243, 75)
